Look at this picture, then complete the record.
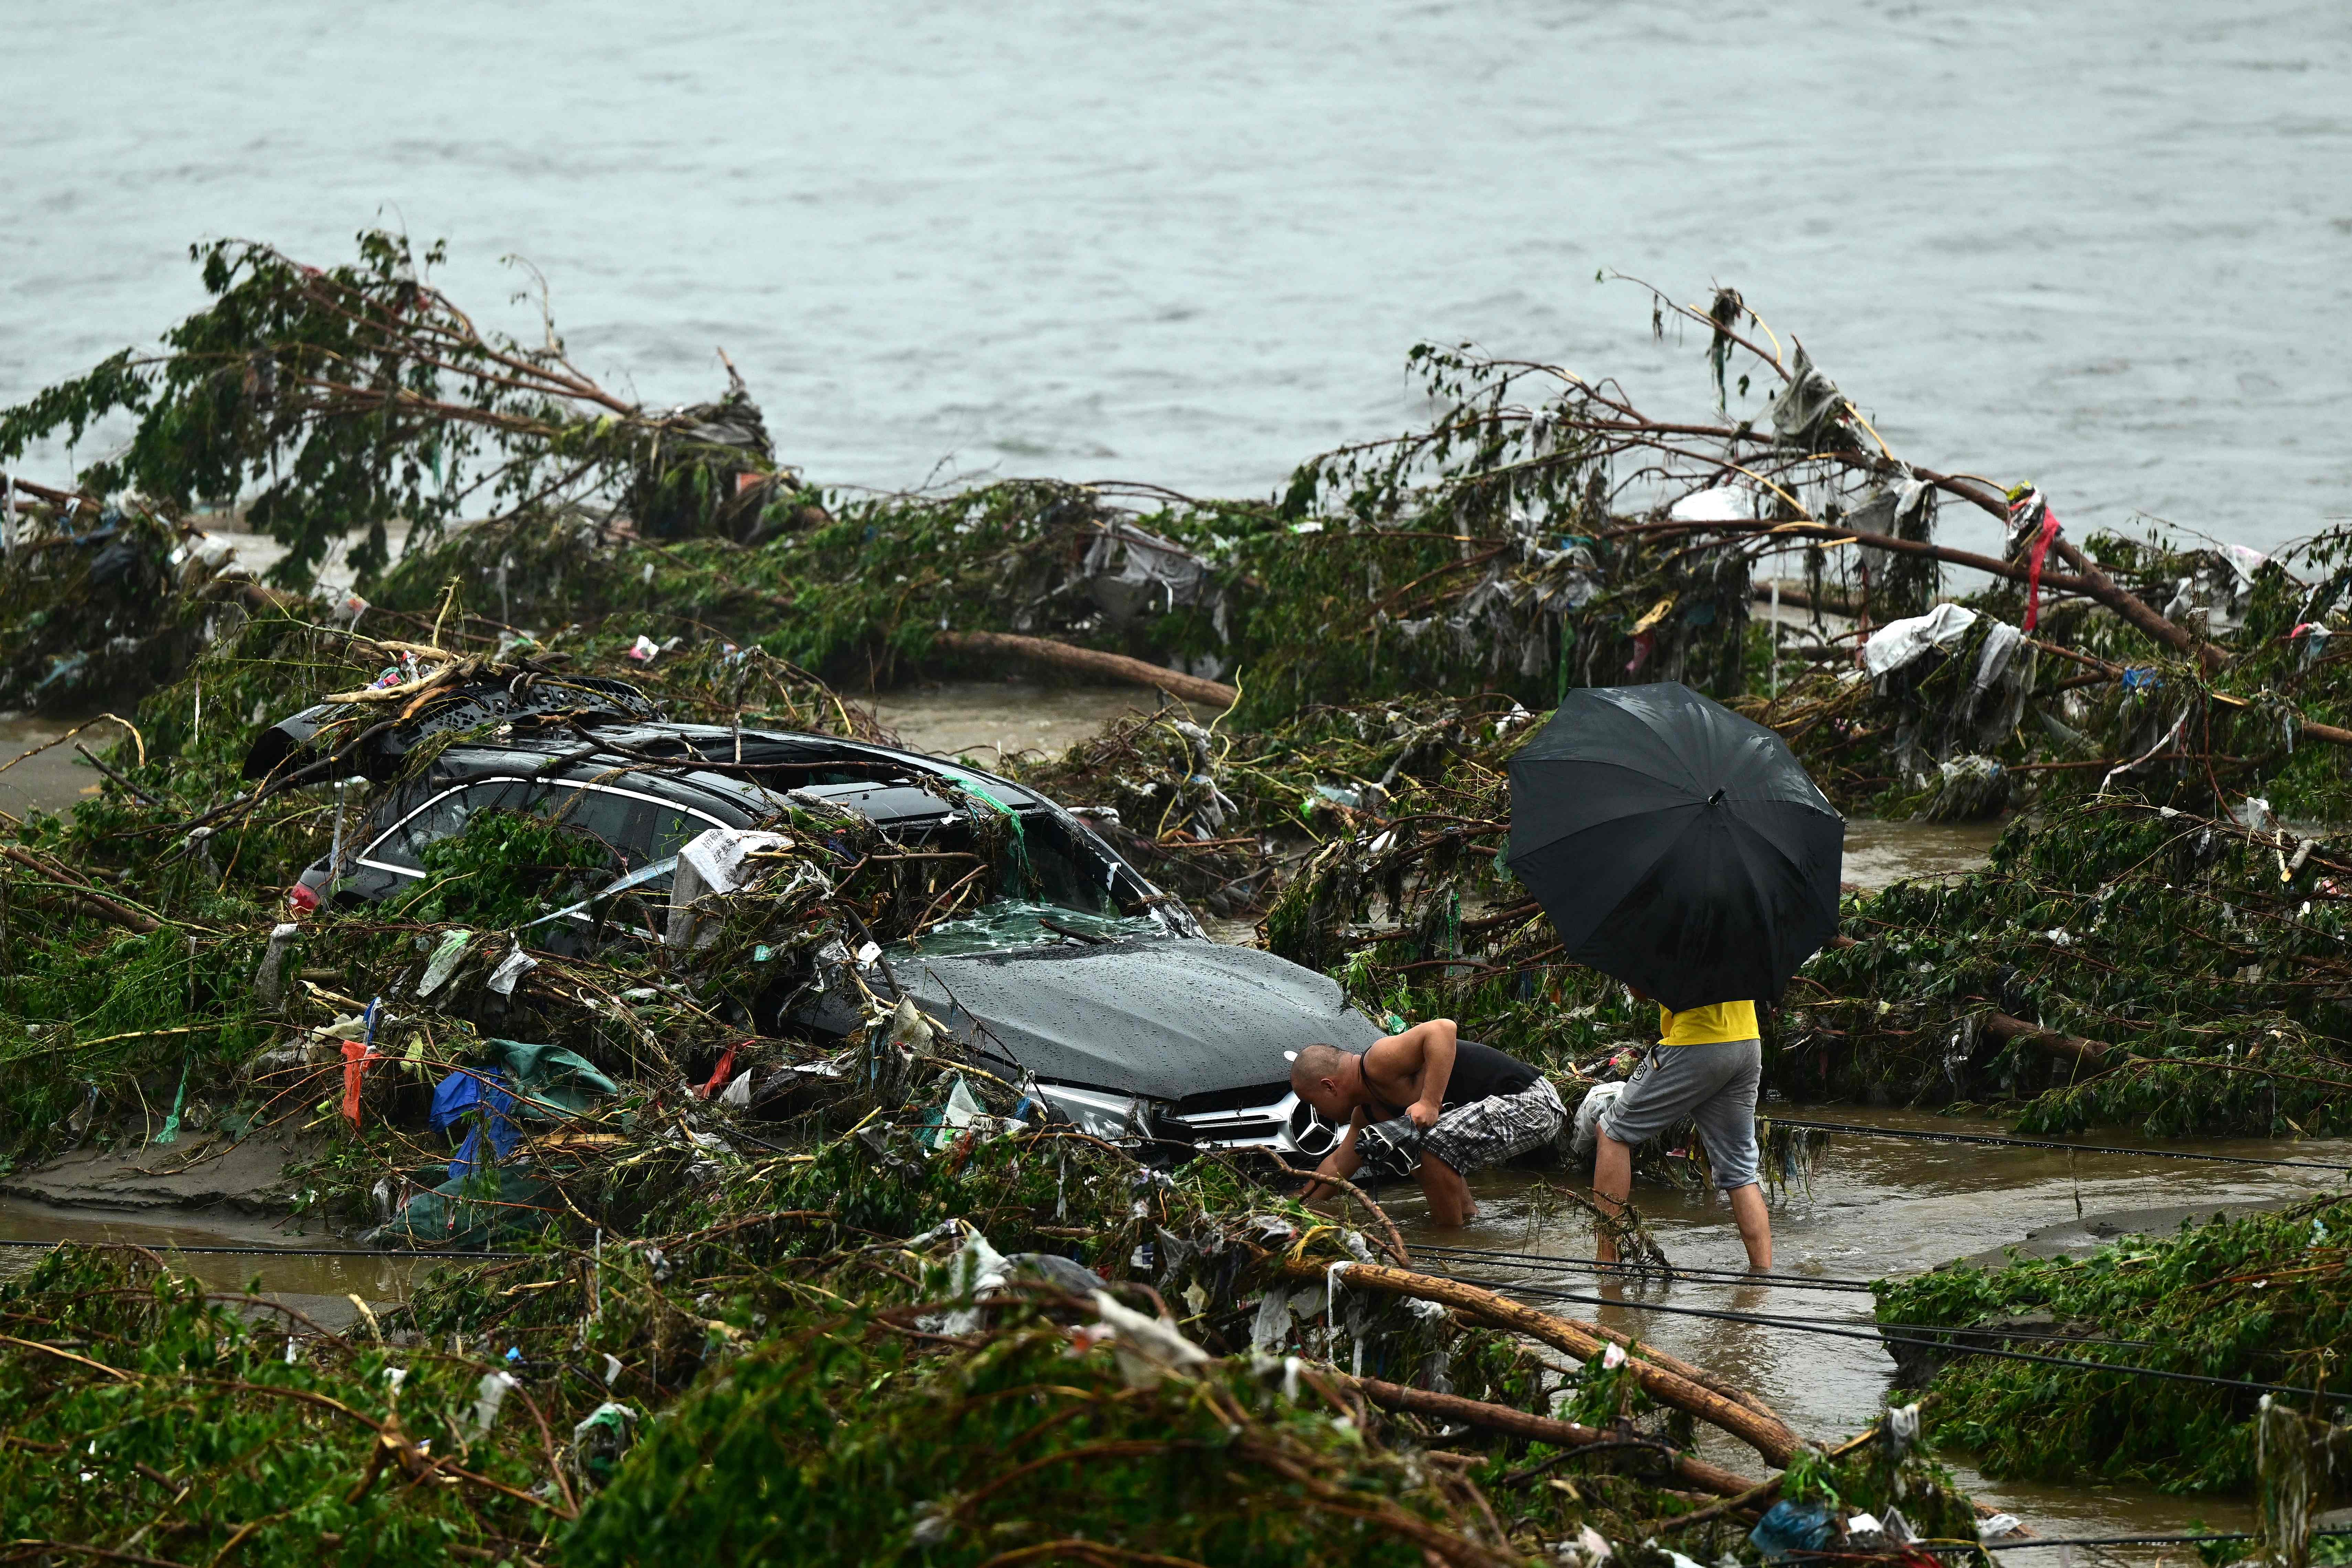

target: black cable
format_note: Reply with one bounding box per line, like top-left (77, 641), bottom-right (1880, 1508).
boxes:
top-left (1468, 1275), bottom-right (2162, 1352)
top-left (1469, 1277), bottom-right (2351, 1403)
top-left (1767, 1117), bottom-right (2352, 1175)
top-left (1924, 1528), bottom-right (2352, 1552)
top-left (1412, 1243), bottom-right (1881, 1293)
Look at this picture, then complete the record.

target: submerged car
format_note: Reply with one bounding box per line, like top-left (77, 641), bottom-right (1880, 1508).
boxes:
top-left (253, 688), bottom-right (1371, 1158)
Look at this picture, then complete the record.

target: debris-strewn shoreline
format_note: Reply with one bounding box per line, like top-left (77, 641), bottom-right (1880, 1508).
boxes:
top-left (2, 234), bottom-right (2348, 1562)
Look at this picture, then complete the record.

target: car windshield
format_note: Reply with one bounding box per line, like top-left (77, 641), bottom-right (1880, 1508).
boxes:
top-left (898, 899), bottom-right (1165, 957)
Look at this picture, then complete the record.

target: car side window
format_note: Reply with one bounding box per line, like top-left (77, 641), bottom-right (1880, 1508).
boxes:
top-left (538, 785), bottom-right (645, 873)
top-left (357, 777), bottom-right (719, 896)
top-left (541, 786), bottom-right (710, 893)
top-left (643, 799), bottom-right (706, 864)
top-left (360, 780), bottom-right (530, 872)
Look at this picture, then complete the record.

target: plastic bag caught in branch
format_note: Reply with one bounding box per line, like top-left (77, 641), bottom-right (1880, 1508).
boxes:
top-left (1767, 344), bottom-right (1853, 449)
top-left (1085, 1289), bottom-right (1211, 1389)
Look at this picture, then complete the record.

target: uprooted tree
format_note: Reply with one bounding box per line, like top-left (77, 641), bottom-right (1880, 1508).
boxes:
top-left (0, 230), bottom-right (816, 586)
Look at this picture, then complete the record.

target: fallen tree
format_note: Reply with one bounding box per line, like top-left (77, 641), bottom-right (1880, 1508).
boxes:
top-left (1344, 1374), bottom-right (1764, 1498)
top-left (933, 628), bottom-right (1238, 708)
top-left (1286, 1259), bottom-right (1802, 1466)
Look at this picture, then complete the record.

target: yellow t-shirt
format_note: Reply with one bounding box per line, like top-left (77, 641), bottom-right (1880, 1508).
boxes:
top-left (1657, 1001), bottom-right (1759, 1046)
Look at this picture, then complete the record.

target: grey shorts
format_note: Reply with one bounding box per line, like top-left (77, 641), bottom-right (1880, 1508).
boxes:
top-left (1597, 1039), bottom-right (1762, 1190)
top-left (1425, 1078), bottom-right (1567, 1176)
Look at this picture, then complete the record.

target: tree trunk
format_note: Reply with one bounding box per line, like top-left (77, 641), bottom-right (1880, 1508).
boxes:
top-left (1986, 1011), bottom-right (2107, 1068)
top-left (1345, 1375), bottom-right (1764, 1498)
top-left (932, 630), bottom-right (1238, 709)
top-left (1287, 1260), bottom-right (1801, 1466)
top-left (0, 846), bottom-right (163, 934)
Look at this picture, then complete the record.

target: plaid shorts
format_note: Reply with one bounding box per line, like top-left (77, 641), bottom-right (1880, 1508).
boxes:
top-left (1424, 1078), bottom-right (1567, 1176)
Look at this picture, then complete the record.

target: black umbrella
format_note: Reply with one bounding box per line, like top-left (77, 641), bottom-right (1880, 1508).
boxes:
top-left (1506, 682), bottom-right (1842, 1011)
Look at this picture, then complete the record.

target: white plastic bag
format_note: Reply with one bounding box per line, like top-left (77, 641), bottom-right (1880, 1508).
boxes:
top-left (1861, 604), bottom-right (1979, 679)
top-left (665, 828), bottom-right (794, 946)
top-left (1570, 1080), bottom-right (1627, 1161)
top-left (417, 930), bottom-right (474, 998)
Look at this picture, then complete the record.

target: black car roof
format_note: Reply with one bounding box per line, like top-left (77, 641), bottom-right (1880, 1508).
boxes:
top-left (421, 722), bottom-right (1053, 829)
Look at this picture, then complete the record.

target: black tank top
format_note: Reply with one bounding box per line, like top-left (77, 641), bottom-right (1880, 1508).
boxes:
top-left (1367, 1039), bottom-right (1539, 1117)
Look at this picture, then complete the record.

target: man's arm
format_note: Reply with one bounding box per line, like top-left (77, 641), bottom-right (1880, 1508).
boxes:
top-left (1399, 1018), bottom-right (1458, 1129)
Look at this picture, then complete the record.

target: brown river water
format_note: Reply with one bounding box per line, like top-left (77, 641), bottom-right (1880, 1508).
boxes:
top-left (0, 688), bottom-right (2301, 1546)
top-left (1389, 1110), bottom-right (2345, 1550)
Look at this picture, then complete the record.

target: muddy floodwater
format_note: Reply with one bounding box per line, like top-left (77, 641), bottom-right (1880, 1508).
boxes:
top-left (868, 680), bottom-right (1146, 765)
top-left (0, 1197), bottom-right (429, 1335)
top-left (0, 715), bottom-right (128, 822)
top-left (1841, 816), bottom-right (2008, 891)
top-left (1393, 1106), bottom-right (2350, 1547)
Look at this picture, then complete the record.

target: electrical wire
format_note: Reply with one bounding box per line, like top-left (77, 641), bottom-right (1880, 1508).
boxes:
top-left (1431, 1268), bottom-right (2163, 1349)
top-left (1411, 1253), bottom-right (2162, 1348)
top-left (1465, 1276), bottom-right (2352, 1403)
top-left (1411, 1242), bottom-right (1881, 1292)
top-left (1933, 1528), bottom-right (2352, 1552)
top-left (1766, 1117), bottom-right (2352, 1175)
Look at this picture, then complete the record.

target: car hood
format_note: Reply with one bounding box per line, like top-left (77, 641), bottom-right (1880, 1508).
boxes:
top-left (888, 938), bottom-right (1381, 1100)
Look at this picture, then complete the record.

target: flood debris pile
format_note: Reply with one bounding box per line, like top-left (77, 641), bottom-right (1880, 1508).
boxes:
top-left (1875, 1193), bottom-right (2352, 1521)
top-left (11, 233), bottom-right (2352, 1556)
top-left (14, 234), bottom-right (2352, 829)
top-left (0, 603), bottom-right (895, 1175)
top-left (1753, 520), bottom-right (2352, 829)
top-left (0, 1120), bottom-right (1978, 1567)
top-left (0, 479), bottom-right (250, 714)
top-left (1792, 794), bottom-right (2352, 1136)
top-left (17, 237), bottom-right (2352, 845)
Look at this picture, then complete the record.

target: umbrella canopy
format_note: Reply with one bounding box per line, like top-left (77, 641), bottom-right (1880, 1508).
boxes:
top-left (1507, 682), bottom-right (1842, 1011)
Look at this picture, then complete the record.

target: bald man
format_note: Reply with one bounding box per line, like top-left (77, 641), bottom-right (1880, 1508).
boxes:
top-left (1289, 1020), bottom-right (1565, 1227)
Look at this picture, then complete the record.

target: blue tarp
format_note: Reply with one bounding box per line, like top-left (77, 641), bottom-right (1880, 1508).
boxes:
top-left (431, 1066), bottom-right (519, 1178)
top-left (427, 1041), bottom-right (616, 1180)
top-left (1749, 1501), bottom-right (1835, 1562)
top-left (375, 1039), bottom-right (619, 1252)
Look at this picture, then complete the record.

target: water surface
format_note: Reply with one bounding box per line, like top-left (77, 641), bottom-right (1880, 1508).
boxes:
top-left (1395, 1105), bottom-right (2351, 1546)
top-left (5, 3), bottom-right (2346, 557)
top-left (0, 1196), bottom-right (427, 1334)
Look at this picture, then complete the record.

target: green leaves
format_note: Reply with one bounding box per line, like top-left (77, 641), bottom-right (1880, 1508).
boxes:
top-left (0, 1248), bottom-right (551, 1567)
top-left (1875, 1197), bottom-right (2352, 1493)
top-left (567, 1314), bottom-right (1460, 1568)
top-left (2, 231), bottom-right (780, 589)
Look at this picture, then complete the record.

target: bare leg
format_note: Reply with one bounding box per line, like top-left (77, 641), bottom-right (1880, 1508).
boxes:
top-left (1727, 1181), bottom-right (1772, 1272)
top-left (1592, 1132), bottom-right (1633, 1264)
top-left (1417, 1151), bottom-right (1477, 1228)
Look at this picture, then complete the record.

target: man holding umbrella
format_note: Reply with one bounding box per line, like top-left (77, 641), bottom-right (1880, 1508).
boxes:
top-left (1507, 682), bottom-right (1843, 1275)
top-left (1595, 993), bottom-right (1771, 1270)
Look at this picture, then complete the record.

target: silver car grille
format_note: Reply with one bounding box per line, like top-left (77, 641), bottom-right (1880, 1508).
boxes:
top-left (1032, 1081), bottom-right (1342, 1157)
